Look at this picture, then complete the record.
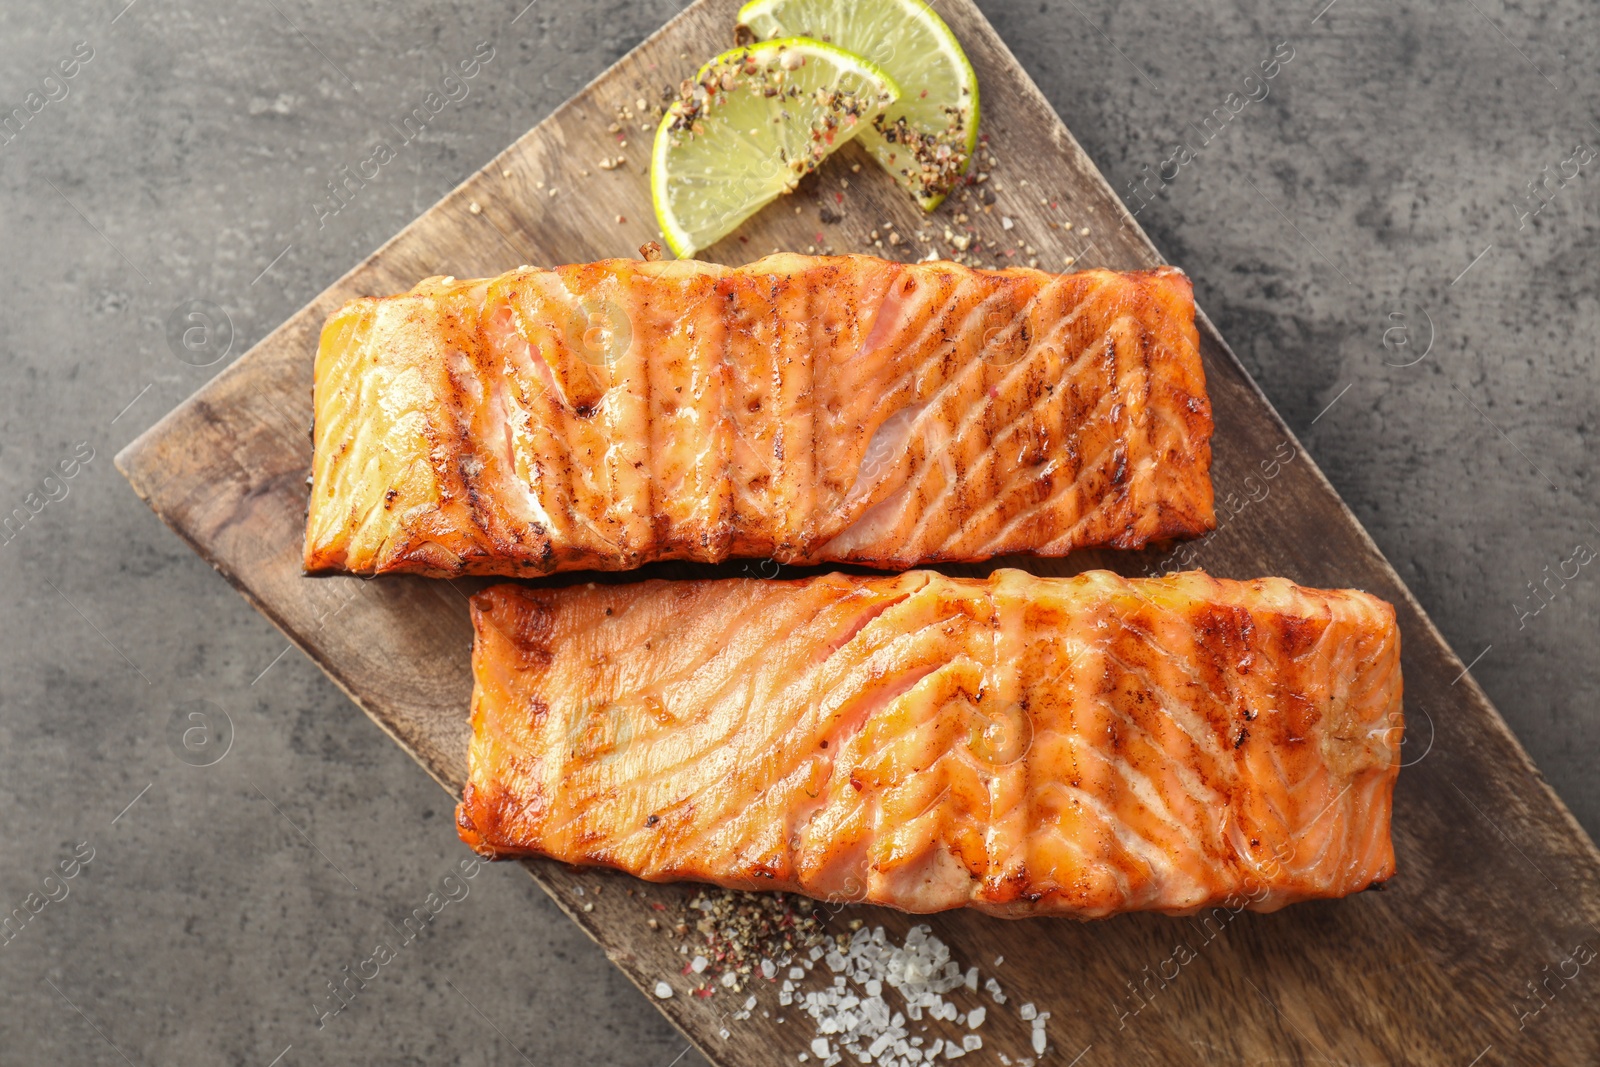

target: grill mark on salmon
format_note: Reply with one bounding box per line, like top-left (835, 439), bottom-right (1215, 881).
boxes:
top-left (457, 568), bottom-right (1402, 918)
top-left (305, 255), bottom-right (1214, 577)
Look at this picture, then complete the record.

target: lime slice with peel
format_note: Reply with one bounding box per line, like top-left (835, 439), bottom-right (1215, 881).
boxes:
top-left (652, 38), bottom-right (899, 258)
top-left (738, 0), bottom-right (979, 211)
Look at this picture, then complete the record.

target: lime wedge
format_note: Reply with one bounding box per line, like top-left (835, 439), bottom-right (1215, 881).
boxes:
top-left (738, 0), bottom-right (979, 211)
top-left (652, 38), bottom-right (899, 258)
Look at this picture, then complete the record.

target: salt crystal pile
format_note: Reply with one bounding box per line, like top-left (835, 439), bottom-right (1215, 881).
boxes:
top-left (784, 924), bottom-right (1025, 1066)
top-left (659, 889), bottom-right (1050, 1065)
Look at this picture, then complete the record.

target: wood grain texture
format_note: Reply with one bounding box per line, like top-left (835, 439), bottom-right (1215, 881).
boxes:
top-left (117, 1), bottom-right (1600, 1062)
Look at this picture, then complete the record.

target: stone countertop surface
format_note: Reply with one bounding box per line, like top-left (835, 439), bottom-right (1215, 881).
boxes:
top-left (0, 0), bottom-right (1594, 1063)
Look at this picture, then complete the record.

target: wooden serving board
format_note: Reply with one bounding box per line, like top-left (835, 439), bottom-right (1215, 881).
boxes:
top-left (118, 0), bottom-right (1600, 1062)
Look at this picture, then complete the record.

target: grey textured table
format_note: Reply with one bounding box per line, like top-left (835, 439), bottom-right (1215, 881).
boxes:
top-left (1, 1), bottom-right (1594, 1064)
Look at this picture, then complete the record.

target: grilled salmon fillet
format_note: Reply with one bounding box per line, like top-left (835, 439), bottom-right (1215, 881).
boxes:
top-left (457, 569), bottom-right (1401, 918)
top-left (305, 255), bottom-right (1213, 577)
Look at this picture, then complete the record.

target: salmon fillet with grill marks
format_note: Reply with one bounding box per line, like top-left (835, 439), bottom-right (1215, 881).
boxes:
top-left (305, 254), bottom-right (1213, 577)
top-left (456, 569), bottom-right (1401, 918)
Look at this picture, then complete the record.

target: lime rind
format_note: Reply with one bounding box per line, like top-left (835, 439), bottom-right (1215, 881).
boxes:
top-left (651, 37), bottom-right (900, 258)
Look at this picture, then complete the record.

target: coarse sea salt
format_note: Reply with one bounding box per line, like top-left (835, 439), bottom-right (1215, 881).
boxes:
top-left (655, 896), bottom-right (1046, 1066)
top-left (776, 924), bottom-right (1010, 1066)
